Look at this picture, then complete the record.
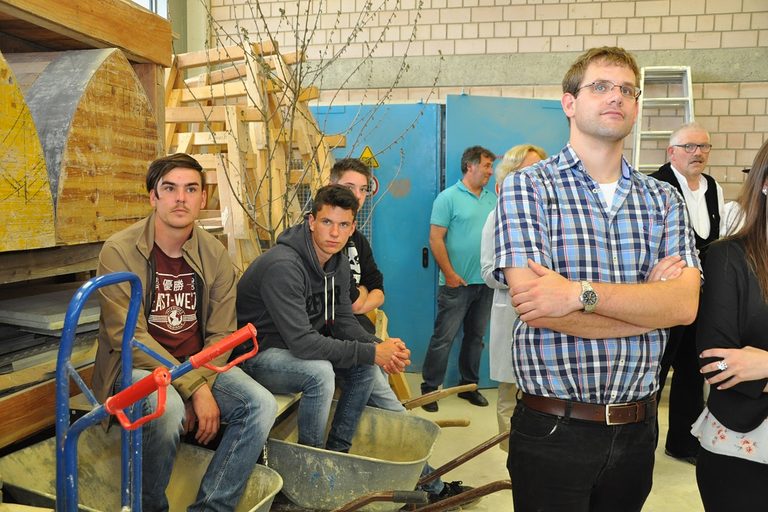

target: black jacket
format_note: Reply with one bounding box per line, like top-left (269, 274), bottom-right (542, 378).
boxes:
top-left (651, 163), bottom-right (720, 261)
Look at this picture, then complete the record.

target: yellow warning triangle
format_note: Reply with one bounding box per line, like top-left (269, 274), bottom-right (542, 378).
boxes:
top-left (359, 146), bottom-right (379, 168)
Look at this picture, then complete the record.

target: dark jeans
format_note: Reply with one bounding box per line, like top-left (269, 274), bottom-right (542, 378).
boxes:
top-left (507, 402), bottom-right (656, 512)
top-left (697, 448), bottom-right (768, 512)
top-left (657, 322), bottom-right (704, 456)
top-left (421, 284), bottom-right (493, 392)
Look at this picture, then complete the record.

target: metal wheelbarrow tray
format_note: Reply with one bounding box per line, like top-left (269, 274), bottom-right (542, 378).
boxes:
top-left (266, 402), bottom-right (440, 511)
top-left (0, 427), bottom-right (282, 512)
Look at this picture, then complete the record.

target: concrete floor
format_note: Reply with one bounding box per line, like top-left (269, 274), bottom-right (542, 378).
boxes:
top-left (405, 373), bottom-right (704, 511)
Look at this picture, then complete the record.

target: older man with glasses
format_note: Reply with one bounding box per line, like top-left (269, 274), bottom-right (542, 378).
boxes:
top-left (651, 122), bottom-right (725, 466)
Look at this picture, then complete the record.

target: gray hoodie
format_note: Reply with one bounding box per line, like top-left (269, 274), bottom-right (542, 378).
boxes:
top-left (235, 219), bottom-right (379, 368)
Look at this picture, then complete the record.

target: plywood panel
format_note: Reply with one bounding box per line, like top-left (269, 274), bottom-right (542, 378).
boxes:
top-left (8, 48), bottom-right (158, 246)
top-left (0, 49), bottom-right (54, 251)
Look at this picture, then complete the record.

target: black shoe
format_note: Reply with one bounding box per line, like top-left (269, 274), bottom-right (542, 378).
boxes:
top-left (457, 390), bottom-right (489, 407)
top-left (665, 448), bottom-right (697, 465)
top-left (421, 401), bottom-right (439, 412)
top-left (428, 480), bottom-right (479, 508)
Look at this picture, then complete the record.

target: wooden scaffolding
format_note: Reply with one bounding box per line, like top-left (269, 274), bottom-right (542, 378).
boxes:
top-left (164, 40), bottom-right (343, 272)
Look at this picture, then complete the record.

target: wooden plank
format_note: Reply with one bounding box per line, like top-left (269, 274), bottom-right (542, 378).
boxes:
top-left (171, 131), bottom-right (229, 148)
top-left (0, 0), bottom-right (172, 66)
top-left (323, 133), bottom-right (347, 148)
top-left (180, 81), bottom-right (247, 102)
top-left (175, 40), bottom-right (277, 69)
top-left (0, 364), bottom-right (93, 449)
top-left (282, 50), bottom-right (305, 66)
top-left (164, 88), bottom-right (182, 152)
top-left (297, 85), bottom-right (320, 102)
top-left (165, 105), bottom-right (263, 123)
top-left (0, 242), bottom-right (101, 284)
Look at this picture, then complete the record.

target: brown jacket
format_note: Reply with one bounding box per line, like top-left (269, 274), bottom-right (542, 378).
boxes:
top-left (92, 213), bottom-right (238, 403)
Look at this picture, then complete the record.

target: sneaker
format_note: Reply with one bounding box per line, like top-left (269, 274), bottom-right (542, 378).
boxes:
top-left (428, 480), bottom-right (479, 508)
top-left (421, 401), bottom-right (439, 412)
top-left (457, 390), bottom-right (489, 407)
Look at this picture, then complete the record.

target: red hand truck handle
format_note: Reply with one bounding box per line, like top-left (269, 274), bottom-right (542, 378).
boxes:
top-left (189, 323), bottom-right (259, 373)
top-left (105, 367), bottom-right (172, 431)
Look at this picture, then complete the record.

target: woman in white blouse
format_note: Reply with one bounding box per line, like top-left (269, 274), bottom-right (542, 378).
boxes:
top-left (480, 144), bottom-right (546, 452)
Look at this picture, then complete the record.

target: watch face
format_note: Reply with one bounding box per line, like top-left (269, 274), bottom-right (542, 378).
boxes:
top-left (581, 290), bottom-right (598, 306)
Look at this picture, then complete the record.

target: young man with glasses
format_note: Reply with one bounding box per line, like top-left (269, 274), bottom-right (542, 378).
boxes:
top-left (494, 47), bottom-right (702, 511)
top-left (651, 122), bottom-right (725, 466)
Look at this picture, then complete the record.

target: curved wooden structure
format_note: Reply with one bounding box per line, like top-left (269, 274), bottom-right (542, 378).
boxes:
top-left (0, 49), bottom-right (55, 251)
top-left (6, 48), bottom-right (158, 245)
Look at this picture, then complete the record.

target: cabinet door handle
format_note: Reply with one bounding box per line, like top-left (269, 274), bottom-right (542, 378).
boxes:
top-left (422, 247), bottom-right (429, 268)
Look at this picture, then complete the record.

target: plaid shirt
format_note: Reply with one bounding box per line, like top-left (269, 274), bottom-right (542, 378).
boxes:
top-left (494, 144), bottom-right (700, 404)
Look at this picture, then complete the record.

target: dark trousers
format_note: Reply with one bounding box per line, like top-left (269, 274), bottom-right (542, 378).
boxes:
top-left (697, 448), bottom-right (768, 512)
top-left (657, 322), bottom-right (704, 456)
top-left (421, 284), bottom-right (493, 392)
top-left (507, 402), bottom-right (656, 512)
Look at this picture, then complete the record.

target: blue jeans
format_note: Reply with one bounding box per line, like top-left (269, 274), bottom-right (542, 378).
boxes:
top-left (507, 402), bottom-right (656, 512)
top-left (368, 367), bottom-right (406, 412)
top-left (421, 284), bottom-right (493, 393)
top-left (122, 367), bottom-right (277, 512)
top-left (241, 347), bottom-right (375, 452)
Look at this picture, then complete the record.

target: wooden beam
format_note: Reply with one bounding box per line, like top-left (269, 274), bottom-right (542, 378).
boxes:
top-left (0, 243), bottom-right (102, 284)
top-left (323, 133), bottom-right (347, 148)
top-left (298, 85), bottom-right (320, 102)
top-left (165, 105), bottom-right (263, 123)
top-left (175, 40), bottom-right (277, 70)
top-left (0, 0), bottom-right (172, 66)
top-left (0, 364), bottom-right (93, 449)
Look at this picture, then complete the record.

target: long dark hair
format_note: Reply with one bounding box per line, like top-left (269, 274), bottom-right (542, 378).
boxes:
top-left (731, 138), bottom-right (768, 302)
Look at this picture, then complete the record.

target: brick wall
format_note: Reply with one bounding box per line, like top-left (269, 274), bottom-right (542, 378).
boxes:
top-left (210, 0), bottom-right (768, 198)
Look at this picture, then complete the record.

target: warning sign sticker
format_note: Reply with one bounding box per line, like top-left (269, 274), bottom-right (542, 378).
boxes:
top-left (360, 146), bottom-right (379, 168)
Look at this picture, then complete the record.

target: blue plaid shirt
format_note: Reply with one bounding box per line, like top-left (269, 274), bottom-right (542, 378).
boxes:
top-left (494, 144), bottom-right (700, 404)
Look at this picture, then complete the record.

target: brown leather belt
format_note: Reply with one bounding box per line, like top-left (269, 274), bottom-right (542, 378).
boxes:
top-left (521, 393), bottom-right (656, 426)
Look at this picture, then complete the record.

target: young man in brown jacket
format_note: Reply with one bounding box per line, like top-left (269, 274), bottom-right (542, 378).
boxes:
top-left (93, 153), bottom-right (276, 512)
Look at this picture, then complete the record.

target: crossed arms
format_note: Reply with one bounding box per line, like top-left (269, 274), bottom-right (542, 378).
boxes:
top-left (503, 257), bottom-right (700, 339)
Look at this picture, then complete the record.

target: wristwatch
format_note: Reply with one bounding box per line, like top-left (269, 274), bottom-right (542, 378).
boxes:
top-left (579, 281), bottom-right (598, 313)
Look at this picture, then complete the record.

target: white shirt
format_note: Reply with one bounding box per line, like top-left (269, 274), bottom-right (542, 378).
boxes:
top-left (670, 166), bottom-right (725, 240)
top-left (480, 211), bottom-right (517, 383)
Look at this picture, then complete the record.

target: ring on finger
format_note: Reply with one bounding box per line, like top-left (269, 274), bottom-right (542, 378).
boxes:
top-left (716, 360), bottom-right (728, 371)
top-left (660, 277), bottom-right (667, 281)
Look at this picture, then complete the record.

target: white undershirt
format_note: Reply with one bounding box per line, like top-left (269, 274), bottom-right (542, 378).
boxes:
top-left (599, 181), bottom-right (619, 211)
top-left (670, 166), bottom-right (725, 240)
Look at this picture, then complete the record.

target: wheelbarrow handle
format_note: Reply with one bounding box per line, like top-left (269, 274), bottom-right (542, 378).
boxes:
top-left (190, 323), bottom-right (259, 373)
top-left (105, 367), bottom-right (172, 431)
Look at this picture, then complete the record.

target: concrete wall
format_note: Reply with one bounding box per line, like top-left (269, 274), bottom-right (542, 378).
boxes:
top-left (209, 0), bottom-right (768, 198)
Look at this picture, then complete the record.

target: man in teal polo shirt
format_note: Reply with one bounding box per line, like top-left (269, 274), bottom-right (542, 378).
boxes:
top-left (421, 145), bottom-right (497, 411)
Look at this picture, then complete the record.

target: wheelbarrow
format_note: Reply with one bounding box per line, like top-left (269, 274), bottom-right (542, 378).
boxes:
top-left (0, 272), bottom-right (282, 511)
top-left (265, 402), bottom-right (440, 511)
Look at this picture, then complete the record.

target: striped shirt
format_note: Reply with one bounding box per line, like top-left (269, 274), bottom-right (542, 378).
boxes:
top-left (494, 144), bottom-right (700, 404)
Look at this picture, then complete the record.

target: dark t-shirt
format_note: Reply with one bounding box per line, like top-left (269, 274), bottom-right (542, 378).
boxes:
top-left (147, 244), bottom-right (202, 358)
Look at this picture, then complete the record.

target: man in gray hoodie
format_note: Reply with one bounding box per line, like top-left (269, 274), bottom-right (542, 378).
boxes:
top-left (235, 185), bottom-right (410, 452)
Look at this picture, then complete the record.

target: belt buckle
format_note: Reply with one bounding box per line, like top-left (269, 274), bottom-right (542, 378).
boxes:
top-left (605, 401), bottom-right (633, 426)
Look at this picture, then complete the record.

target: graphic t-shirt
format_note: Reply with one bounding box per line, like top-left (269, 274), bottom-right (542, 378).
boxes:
top-left (147, 244), bottom-right (202, 358)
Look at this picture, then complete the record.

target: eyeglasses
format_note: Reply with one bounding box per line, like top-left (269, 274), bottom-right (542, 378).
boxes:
top-left (576, 80), bottom-right (642, 100)
top-left (672, 143), bottom-right (712, 154)
top-left (339, 183), bottom-right (372, 196)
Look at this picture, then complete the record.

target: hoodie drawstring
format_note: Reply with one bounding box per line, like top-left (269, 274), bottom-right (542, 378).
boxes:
top-left (323, 274), bottom-right (336, 327)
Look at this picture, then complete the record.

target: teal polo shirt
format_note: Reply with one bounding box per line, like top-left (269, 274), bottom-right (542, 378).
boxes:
top-left (430, 180), bottom-right (497, 285)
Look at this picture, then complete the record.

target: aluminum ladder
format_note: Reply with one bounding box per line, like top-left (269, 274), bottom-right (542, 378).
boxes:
top-left (632, 66), bottom-right (694, 173)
